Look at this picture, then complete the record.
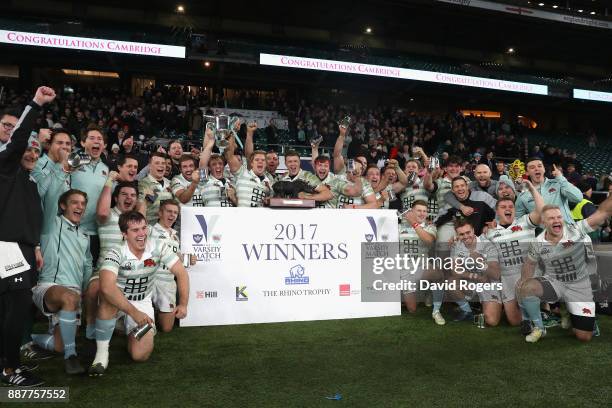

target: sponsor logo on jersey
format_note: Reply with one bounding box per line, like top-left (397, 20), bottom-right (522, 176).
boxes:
top-left (562, 240), bottom-right (574, 248)
top-left (285, 264), bottom-right (309, 285)
top-left (511, 225), bottom-right (523, 232)
top-left (143, 258), bottom-right (156, 267)
top-left (548, 188), bottom-right (557, 193)
top-left (235, 285), bottom-right (248, 301)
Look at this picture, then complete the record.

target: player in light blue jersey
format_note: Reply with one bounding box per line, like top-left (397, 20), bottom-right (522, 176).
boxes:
top-left (519, 194), bottom-right (612, 343)
top-left (31, 190), bottom-right (92, 375)
top-left (70, 125), bottom-right (109, 267)
top-left (89, 211), bottom-right (189, 376)
top-left (31, 129), bottom-right (73, 237)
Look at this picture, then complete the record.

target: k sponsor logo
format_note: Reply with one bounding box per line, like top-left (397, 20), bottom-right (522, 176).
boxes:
top-left (236, 285), bottom-right (248, 301)
top-left (285, 264), bottom-right (309, 285)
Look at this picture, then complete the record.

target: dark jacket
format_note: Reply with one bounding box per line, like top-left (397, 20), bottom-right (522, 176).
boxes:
top-left (0, 102), bottom-right (43, 246)
top-left (0, 102), bottom-right (43, 291)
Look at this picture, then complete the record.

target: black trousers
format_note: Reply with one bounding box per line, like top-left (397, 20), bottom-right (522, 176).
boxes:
top-left (0, 288), bottom-right (32, 369)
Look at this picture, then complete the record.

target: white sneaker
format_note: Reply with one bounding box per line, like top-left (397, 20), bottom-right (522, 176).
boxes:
top-left (525, 327), bottom-right (546, 343)
top-left (432, 311), bottom-right (446, 326)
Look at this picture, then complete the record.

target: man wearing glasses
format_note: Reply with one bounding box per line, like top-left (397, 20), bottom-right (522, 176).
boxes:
top-left (0, 110), bottom-right (19, 152)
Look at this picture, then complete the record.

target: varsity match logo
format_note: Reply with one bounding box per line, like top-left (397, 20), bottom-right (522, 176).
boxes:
top-left (365, 216), bottom-right (388, 242)
top-left (194, 214), bottom-right (221, 243)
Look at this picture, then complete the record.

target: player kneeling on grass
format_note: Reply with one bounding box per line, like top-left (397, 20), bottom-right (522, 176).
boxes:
top-left (518, 196), bottom-right (612, 343)
top-left (450, 219), bottom-right (502, 326)
top-left (31, 189), bottom-right (92, 375)
top-left (150, 199), bottom-right (196, 332)
top-left (89, 211), bottom-right (189, 376)
top-left (398, 201), bottom-right (440, 321)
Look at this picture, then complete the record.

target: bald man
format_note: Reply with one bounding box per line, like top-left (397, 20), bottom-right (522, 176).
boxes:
top-left (444, 164), bottom-right (498, 213)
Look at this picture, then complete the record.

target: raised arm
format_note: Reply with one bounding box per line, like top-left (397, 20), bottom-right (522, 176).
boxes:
top-left (244, 121), bottom-right (256, 160)
top-left (391, 160), bottom-right (409, 193)
top-left (0, 86), bottom-right (56, 173)
top-left (198, 127), bottom-right (215, 170)
top-left (224, 134), bottom-right (243, 174)
top-left (310, 139), bottom-right (320, 169)
top-left (333, 125), bottom-right (347, 174)
top-left (586, 192), bottom-right (612, 229)
top-left (551, 164), bottom-right (583, 203)
top-left (523, 179), bottom-right (544, 225)
top-left (96, 171), bottom-right (118, 224)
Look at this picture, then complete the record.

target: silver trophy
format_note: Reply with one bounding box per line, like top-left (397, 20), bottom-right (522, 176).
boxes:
top-left (347, 159), bottom-right (356, 174)
top-left (67, 151), bottom-right (92, 169)
top-left (387, 189), bottom-right (396, 201)
top-left (338, 115), bottom-right (352, 129)
top-left (406, 171), bottom-right (417, 186)
top-left (310, 135), bottom-right (323, 146)
top-left (199, 168), bottom-right (208, 182)
top-left (428, 156), bottom-right (440, 171)
top-left (204, 114), bottom-right (242, 153)
top-left (130, 322), bottom-right (153, 340)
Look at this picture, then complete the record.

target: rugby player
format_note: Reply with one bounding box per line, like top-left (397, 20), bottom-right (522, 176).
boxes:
top-left (31, 190), bottom-right (92, 374)
top-left (399, 201), bottom-right (439, 322)
top-left (138, 152), bottom-right (174, 224)
top-left (518, 193), bottom-right (612, 343)
top-left (149, 200), bottom-right (194, 332)
top-left (515, 160), bottom-right (582, 223)
top-left (450, 219), bottom-right (502, 325)
top-left (71, 125), bottom-right (109, 264)
top-left (171, 155), bottom-right (204, 207)
top-left (484, 179), bottom-right (544, 328)
top-left (83, 181), bottom-right (139, 341)
top-left (89, 211), bottom-right (189, 375)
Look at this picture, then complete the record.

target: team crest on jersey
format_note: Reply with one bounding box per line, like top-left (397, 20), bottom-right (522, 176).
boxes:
top-left (582, 308), bottom-right (592, 315)
top-left (120, 262), bottom-right (133, 271)
top-left (562, 240), bottom-right (574, 248)
top-left (511, 225), bottom-right (523, 232)
top-left (143, 259), bottom-right (156, 267)
top-left (541, 247), bottom-right (551, 255)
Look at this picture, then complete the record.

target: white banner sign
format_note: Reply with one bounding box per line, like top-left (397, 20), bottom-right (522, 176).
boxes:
top-left (260, 53), bottom-right (548, 95)
top-left (180, 207), bottom-right (400, 326)
top-left (436, 0), bottom-right (612, 30)
top-left (573, 88), bottom-right (612, 103)
top-left (0, 30), bottom-right (185, 58)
